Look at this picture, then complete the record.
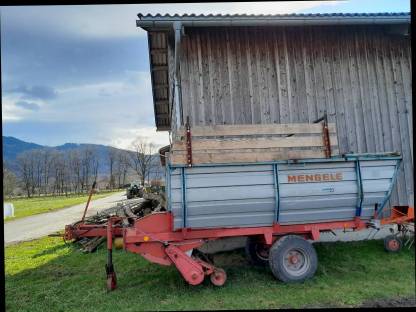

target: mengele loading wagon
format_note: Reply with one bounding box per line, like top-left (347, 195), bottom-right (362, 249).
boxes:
top-left (64, 121), bottom-right (414, 290)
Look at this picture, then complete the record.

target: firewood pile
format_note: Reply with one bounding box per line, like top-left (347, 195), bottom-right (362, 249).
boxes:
top-left (74, 193), bottom-right (166, 253)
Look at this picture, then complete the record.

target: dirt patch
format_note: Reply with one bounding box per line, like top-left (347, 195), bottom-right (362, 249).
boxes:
top-left (359, 297), bottom-right (416, 308)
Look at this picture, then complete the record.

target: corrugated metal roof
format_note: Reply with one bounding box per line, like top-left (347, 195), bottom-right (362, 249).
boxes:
top-left (138, 12), bottom-right (410, 18)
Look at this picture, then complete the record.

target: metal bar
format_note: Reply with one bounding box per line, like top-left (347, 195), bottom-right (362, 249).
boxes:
top-left (376, 159), bottom-right (402, 217)
top-left (181, 167), bottom-right (187, 228)
top-left (322, 112), bottom-right (332, 158)
top-left (167, 163), bottom-right (172, 211)
top-left (168, 155), bottom-right (402, 168)
top-left (185, 116), bottom-right (192, 167)
top-left (273, 164), bottom-right (280, 222)
top-left (355, 159), bottom-right (364, 217)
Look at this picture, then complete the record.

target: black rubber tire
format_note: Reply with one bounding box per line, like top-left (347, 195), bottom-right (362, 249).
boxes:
top-left (384, 235), bottom-right (402, 253)
top-left (245, 236), bottom-right (270, 267)
top-left (268, 235), bottom-right (318, 283)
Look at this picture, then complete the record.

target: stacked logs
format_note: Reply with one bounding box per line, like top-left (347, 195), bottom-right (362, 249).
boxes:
top-left (74, 193), bottom-right (166, 253)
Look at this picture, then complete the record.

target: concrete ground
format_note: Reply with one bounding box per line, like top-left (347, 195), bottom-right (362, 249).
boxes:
top-left (4, 191), bottom-right (126, 245)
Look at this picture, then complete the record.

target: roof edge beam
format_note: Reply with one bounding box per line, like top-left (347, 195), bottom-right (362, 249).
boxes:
top-left (137, 16), bottom-right (410, 29)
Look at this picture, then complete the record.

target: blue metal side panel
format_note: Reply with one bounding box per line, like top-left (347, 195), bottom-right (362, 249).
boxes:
top-left (171, 164), bottom-right (276, 229)
top-left (277, 160), bottom-right (397, 224)
top-left (168, 157), bottom-right (400, 229)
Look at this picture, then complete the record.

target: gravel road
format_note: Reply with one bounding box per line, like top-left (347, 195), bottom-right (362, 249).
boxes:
top-left (4, 191), bottom-right (126, 245)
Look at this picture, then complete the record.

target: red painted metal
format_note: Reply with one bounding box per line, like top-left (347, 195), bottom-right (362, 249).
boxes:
top-left (165, 245), bottom-right (205, 285)
top-left (210, 268), bottom-right (227, 286)
top-left (64, 205), bottom-right (414, 288)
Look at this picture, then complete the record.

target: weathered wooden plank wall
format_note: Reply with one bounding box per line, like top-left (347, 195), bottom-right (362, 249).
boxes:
top-left (178, 25), bottom-right (412, 206)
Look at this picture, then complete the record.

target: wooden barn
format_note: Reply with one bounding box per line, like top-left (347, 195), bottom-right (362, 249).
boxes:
top-left (136, 13), bottom-right (412, 207)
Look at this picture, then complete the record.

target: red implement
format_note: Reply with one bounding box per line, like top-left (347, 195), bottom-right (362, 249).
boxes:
top-left (64, 206), bottom-right (414, 290)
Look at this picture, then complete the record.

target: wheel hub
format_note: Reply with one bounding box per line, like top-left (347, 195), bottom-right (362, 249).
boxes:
top-left (283, 248), bottom-right (310, 276)
top-left (388, 239), bottom-right (399, 250)
top-left (289, 255), bottom-right (299, 264)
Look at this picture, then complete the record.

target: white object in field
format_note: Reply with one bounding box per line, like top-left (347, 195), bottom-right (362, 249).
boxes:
top-left (4, 203), bottom-right (15, 218)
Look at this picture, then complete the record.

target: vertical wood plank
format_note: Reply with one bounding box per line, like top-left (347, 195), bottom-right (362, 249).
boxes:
top-left (200, 31), bottom-right (212, 125)
top-left (321, 28), bottom-right (336, 125)
top-left (301, 28), bottom-right (317, 123)
top-left (211, 30), bottom-right (223, 125)
top-left (249, 28), bottom-right (261, 124)
top-left (347, 28), bottom-right (366, 153)
top-left (382, 35), bottom-right (405, 205)
top-left (364, 29), bottom-right (384, 152)
top-left (276, 28), bottom-right (290, 123)
top-left (225, 29), bottom-right (235, 124)
top-left (398, 37), bottom-right (413, 162)
top-left (238, 27), bottom-right (252, 124)
top-left (354, 30), bottom-right (376, 152)
top-left (329, 27), bottom-right (348, 154)
top-left (338, 28), bottom-right (358, 153)
top-left (265, 29), bottom-right (279, 123)
top-left (390, 36), bottom-right (413, 205)
top-left (245, 28), bottom-right (255, 124)
top-left (311, 27), bottom-right (326, 120)
top-left (206, 29), bottom-right (216, 125)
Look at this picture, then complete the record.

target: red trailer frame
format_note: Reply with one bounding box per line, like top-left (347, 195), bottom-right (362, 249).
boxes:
top-left (64, 205), bottom-right (414, 290)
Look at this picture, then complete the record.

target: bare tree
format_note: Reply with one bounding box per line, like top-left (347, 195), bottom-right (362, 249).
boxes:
top-left (40, 149), bottom-right (53, 194)
top-left (50, 150), bottom-right (68, 195)
top-left (16, 150), bottom-right (36, 198)
top-left (3, 162), bottom-right (17, 197)
top-left (114, 150), bottom-right (130, 188)
top-left (108, 148), bottom-right (117, 189)
top-left (129, 138), bottom-right (155, 186)
top-left (68, 149), bottom-right (82, 194)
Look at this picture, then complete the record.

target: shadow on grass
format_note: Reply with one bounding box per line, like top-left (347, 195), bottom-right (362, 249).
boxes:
top-left (32, 241), bottom-right (77, 258)
top-left (5, 238), bottom-right (415, 312)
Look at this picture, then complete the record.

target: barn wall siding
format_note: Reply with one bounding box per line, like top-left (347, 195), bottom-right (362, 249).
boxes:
top-left (178, 26), bottom-right (412, 206)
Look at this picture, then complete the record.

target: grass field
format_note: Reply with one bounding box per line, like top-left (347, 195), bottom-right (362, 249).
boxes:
top-left (4, 190), bottom-right (123, 221)
top-left (5, 236), bottom-right (415, 311)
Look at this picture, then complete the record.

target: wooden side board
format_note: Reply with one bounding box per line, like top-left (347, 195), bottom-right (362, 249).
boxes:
top-left (176, 123), bottom-right (336, 137)
top-left (170, 148), bottom-right (340, 164)
top-left (169, 123), bottom-right (339, 165)
top-left (172, 135), bottom-right (338, 151)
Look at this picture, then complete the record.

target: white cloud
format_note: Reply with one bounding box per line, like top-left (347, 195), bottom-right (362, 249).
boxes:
top-left (110, 126), bottom-right (170, 150)
top-left (1, 96), bottom-right (44, 122)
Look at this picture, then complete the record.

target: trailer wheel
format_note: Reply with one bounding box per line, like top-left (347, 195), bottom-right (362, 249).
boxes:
top-left (210, 269), bottom-right (227, 287)
top-left (384, 235), bottom-right (402, 253)
top-left (269, 235), bottom-right (317, 283)
top-left (245, 236), bottom-right (270, 266)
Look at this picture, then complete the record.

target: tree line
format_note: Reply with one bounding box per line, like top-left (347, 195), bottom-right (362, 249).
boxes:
top-left (3, 140), bottom-right (163, 198)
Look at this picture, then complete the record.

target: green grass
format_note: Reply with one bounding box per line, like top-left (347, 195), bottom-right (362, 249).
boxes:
top-left (5, 236), bottom-right (415, 311)
top-left (4, 190), bottom-right (124, 221)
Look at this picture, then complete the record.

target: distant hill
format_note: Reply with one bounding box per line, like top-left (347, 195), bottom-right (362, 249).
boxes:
top-left (2, 136), bottom-right (163, 179)
top-left (3, 136), bottom-right (44, 161)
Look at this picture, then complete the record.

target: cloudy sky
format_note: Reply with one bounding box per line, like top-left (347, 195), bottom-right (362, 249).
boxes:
top-left (1, 1), bottom-right (409, 150)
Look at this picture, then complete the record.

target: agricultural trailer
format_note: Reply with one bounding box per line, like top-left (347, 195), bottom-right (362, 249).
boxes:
top-left (64, 152), bottom-right (414, 290)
